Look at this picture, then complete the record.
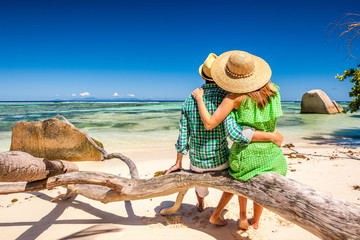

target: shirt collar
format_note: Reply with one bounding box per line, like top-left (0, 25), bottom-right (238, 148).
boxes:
top-left (201, 83), bottom-right (219, 89)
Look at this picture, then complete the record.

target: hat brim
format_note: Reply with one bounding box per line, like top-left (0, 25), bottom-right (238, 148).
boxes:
top-left (210, 51), bottom-right (271, 93)
top-left (199, 64), bottom-right (214, 81)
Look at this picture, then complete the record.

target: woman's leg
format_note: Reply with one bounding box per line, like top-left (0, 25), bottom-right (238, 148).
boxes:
top-left (238, 196), bottom-right (249, 230)
top-left (209, 192), bottom-right (234, 226)
top-left (251, 201), bottom-right (263, 229)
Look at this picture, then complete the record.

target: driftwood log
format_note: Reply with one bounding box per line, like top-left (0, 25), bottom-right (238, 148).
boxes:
top-left (1, 115), bottom-right (360, 239)
top-left (0, 151), bottom-right (78, 182)
top-left (0, 170), bottom-right (359, 240)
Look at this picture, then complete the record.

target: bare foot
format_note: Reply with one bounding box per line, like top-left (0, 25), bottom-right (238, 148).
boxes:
top-left (248, 218), bottom-right (260, 230)
top-left (209, 214), bottom-right (228, 226)
top-left (238, 218), bottom-right (249, 230)
top-left (196, 202), bottom-right (204, 212)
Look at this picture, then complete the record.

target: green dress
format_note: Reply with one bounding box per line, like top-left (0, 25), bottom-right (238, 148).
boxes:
top-left (228, 85), bottom-right (287, 181)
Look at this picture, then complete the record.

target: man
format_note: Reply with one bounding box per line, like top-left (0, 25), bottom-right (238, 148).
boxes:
top-left (166, 53), bottom-right (283, 212)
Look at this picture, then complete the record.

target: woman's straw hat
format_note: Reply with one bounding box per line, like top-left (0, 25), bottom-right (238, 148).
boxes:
top-left (210, 50), bottom-right (271, 93)
top-left (199, 53), bottom-right (217, 81)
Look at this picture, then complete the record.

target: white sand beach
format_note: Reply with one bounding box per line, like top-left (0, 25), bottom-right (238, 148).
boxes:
top-left (1, 137), bottom-right (359, 240)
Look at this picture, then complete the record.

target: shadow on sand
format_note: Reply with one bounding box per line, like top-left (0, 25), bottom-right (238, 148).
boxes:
top-left (1, 192), bottom-right (251, 240)
top-left (302, 127), bottom-right (360, 151)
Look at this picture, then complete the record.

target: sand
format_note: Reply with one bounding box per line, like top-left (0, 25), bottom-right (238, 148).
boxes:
top-left (1, 138), bottom-right (360, 240)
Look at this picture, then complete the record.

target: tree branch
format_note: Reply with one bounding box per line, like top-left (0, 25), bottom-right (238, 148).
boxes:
top-left (56, 114), bottom-right (139, 179)
top-left (0, 171), bottom-right (359, 240)
top-left (329, 14), bottom-right (360, 59)
top-left (339, 23), bottom-right (360, 36)
top-left (0, 151), bottom-right (78, 182)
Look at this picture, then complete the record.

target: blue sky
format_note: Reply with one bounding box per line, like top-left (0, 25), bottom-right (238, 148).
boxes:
top-left (0, 0), bottom-right (359, 101)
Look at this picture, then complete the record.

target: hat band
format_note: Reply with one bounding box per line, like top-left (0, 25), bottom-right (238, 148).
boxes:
top-left (225, 65), bottom-right (255, 78)
top-left (202, 69), bottom-right (212, 80)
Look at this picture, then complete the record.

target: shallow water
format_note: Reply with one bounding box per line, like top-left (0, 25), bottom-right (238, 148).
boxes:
top-left (279, 102), bottom-right (360, 146)
top-left (0, 101), bottom-right (359, 153)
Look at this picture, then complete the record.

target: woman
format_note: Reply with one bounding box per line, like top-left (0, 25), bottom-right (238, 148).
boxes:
top-left (192, 50), bottom-right (287, 230)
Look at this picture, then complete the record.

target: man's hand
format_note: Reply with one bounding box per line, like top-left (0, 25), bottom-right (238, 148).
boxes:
top-left (272, 130), bottom-right (284, 147)
top-left (165, 163), bottom-right (182, 174)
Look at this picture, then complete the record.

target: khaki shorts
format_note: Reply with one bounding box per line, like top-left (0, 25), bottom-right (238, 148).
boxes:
top-left (190, 162), bottom-right (229, 198)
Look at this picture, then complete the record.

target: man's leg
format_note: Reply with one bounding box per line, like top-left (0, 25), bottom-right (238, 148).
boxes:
top-left (195, 187), bottom-right (208, 212)
top-left (209, 192), bottom-right (234, 226)
top-left (191, 163), bottom-right (229, 214)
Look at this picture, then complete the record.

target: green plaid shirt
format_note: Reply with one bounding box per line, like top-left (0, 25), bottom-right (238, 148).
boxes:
top-left (175, 83), bottom-right (252, 170)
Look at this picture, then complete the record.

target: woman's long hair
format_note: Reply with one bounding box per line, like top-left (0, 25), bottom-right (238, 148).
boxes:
top-left (239, 82), bottom-right (277, 109)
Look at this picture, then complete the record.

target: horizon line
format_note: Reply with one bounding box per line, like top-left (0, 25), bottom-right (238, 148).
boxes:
top-left (0, 100), bottom-right (351, 103)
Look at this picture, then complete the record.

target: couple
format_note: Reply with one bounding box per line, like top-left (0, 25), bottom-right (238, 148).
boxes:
top-left (166, 50), bottom-right (287, 230)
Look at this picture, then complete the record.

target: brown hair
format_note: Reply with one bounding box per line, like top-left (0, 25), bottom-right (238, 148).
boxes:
top-left (239, 82), bottom-right (277, 109)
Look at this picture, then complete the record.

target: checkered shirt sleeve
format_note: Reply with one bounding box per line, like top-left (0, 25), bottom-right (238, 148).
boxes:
top-left (175, 107), bottom-right (189, 155)
top-left (224, 115), bottom-right (254, 145)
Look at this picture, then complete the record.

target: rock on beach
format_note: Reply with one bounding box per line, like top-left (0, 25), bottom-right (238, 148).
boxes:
top-left (300, 89), bottom-right (343, 114)
top-left (10, 118), bottom-right (103, 161)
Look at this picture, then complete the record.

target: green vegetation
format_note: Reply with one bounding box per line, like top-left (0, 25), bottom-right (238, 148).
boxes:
top-left (332, 14), bottom-right (360, 112)
top-left (336, 64), bottom-right (360, 113)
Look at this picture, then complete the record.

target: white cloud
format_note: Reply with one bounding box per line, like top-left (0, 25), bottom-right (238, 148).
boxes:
top-left (127, 93), bottom-right (135, 97)
top-left (113, 92), bottom-right (119, 97)
top-left (72, 93), bottom-right (76, 97)
top-left (80, 92), bottom-right (90, 97)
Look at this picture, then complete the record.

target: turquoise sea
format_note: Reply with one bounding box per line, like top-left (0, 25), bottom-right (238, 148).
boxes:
top-left (0, 101), bottom-right (359, 154)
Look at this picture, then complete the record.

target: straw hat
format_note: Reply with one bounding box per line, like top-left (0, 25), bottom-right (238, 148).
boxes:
top-left (199, 53), bottom-right (217, 81)
top-left (210, 50), bottom-right (271, 93)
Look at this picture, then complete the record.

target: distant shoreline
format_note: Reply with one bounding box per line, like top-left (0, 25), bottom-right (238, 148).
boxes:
top-left (0, 100), bottom-right (350, 103)
top-left (0, 100), bottom-right (185, 103)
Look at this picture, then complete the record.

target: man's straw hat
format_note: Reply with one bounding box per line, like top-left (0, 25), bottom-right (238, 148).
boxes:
top-left (199, 53), bottom-right (217, 81)
top-left (210, 50), bottom-right (271, 93)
